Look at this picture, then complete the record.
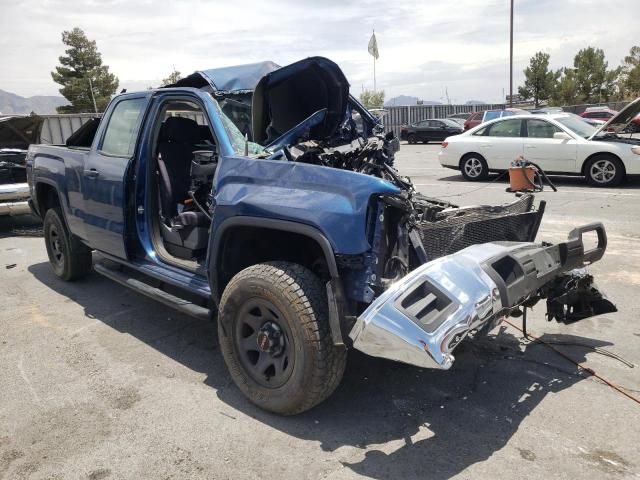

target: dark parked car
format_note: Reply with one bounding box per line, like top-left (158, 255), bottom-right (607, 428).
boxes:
top-left (400, 118), bottom-right (463, 143)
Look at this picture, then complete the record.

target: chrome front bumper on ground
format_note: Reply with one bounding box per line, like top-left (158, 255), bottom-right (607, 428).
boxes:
top-left (349, 223), bottom-right (612, 370)
top-left (0, 183), bottom-right (31, 216)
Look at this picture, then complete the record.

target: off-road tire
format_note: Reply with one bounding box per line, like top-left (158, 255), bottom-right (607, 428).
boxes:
top-left (43, 207), bottom-right (92, 281)
top-left (585, 154), bottom-right (625, 187)
top-left (218, 261), bottom-right (347, 415)
top-left (460, 153), bottom-right (489, 181)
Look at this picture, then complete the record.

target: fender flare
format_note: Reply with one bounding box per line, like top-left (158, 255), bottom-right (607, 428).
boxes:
top-left (33, 179), bottom-right (66, 220)
top-left (209, 216), bottom-right (339, 299)
top-left (208, 216), bottom-right (346, 346)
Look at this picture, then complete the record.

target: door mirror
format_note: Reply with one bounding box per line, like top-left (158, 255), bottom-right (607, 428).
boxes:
top-left (553, 132), bottom-right (572, 141)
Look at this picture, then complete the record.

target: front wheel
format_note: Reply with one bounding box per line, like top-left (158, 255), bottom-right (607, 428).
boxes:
top-left (460, 154), bottom-right (489, 181)
top-left (585, 155), bottom-right (624, 187)
top-left (218, 262), bottom-right (347, 415)
top-left (43, 207), bottom-right (92, 281)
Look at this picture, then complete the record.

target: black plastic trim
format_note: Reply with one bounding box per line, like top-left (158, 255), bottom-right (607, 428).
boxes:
top-left (209, 216), bottom-right (343, 344)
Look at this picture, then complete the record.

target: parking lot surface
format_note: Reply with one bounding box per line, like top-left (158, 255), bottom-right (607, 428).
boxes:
top-left (1, 144), bottom-right (639, 479)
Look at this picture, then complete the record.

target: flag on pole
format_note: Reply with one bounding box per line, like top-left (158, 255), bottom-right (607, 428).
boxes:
top-left (368, 31), bottom-right (379, 59)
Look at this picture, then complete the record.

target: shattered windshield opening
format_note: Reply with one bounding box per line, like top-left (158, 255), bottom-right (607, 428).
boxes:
top-left (210, 95), bottom-right (264, 156)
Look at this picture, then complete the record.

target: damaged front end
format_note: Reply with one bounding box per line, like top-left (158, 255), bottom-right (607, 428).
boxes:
top-left (237, 57), bottom-right (616, 369)
top-left (181, 57), bottom-right (616, 369)
top-left (349, 224), bottom-right (616, 369)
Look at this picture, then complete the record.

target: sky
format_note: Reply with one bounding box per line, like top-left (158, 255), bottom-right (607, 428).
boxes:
top-left (0, 0), bottom-right (638, 104)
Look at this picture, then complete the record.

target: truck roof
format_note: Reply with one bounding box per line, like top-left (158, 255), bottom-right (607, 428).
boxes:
top-left (168, 61), bottom-right (281, 93)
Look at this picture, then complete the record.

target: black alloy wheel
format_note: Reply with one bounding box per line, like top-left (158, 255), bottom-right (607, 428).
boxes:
top-left (234, 298), bottom-right (294, 388)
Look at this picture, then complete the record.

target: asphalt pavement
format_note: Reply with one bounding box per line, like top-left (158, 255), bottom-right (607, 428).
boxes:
top-left (1, 144), bottom-right (639, 479)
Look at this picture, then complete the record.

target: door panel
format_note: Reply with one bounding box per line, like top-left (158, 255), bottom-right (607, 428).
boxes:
top-left (481, 119), bottom-right (524, 169)
top-left (415, 121), bottom-right (429, 141)
top-left (81, 96), bottom-right (147, 258)
top-left (524, 119), bottom-right (577, 172)
top-left (429, 120), bottom-right (445, 141)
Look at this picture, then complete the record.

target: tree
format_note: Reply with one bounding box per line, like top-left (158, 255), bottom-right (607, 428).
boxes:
top-left (160, 69), bottom-right (182, 87)
top-left (359, 89), bottom-right (385, 109)
top-left (51, 28), bottom-right (119, 113)
top-left (621, 45), bottom-right (640, 97)
top-left (572, 47), bottom-right (620, 103)
top-left (549, 68), bottom-right (578, 106)
top-left (517, 52), bottom-right (557, 107)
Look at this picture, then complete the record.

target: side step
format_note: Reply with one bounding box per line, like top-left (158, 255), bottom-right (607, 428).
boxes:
top-left (94, 261), bottom-right (212, 321)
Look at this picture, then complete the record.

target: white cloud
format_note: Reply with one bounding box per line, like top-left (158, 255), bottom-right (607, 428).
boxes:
top-left (0, 0), bottom-right (638, 103)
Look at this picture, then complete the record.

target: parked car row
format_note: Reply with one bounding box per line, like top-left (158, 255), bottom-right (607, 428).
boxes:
top-left (463, 108), bottom-right (530, 130)
top-left (401, 105), bottom-right (640, 142)
top-left (438, 99), bottom-right (640, 187)
top-left (400, 118), bottom-right (463, 143)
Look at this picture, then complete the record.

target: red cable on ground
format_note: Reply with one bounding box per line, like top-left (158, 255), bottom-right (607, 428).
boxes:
top-left (503, 319), bottom-right (640, 406)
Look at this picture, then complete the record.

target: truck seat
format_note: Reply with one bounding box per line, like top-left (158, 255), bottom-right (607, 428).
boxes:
top-left (156, 116), bottom-right (210, 259)
top-left (157, 116), bottom-right (202, 219)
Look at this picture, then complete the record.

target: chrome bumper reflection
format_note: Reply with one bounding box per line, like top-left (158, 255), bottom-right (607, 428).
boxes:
top-left (349, 244), bottom-right (505, 369)
top-left (0, 183), bottom-right (31, 216)
top-left (349, 225), bottom-right (608, 370)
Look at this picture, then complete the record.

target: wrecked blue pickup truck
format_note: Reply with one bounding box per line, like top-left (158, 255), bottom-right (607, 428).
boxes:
top-left (27, 57), bottom-right (615, 414)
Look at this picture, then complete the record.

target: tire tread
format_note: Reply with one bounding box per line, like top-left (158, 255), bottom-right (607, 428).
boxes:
top-left (218, 261), bottom-right (346, 415)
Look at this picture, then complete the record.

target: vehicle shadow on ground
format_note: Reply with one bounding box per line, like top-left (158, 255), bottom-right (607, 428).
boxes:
top-left (438, 173), bottom-right (640, 189)
top-left (28, 261), bottom-right (612, 479)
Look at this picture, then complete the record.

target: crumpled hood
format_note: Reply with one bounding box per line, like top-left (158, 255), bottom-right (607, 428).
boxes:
top-left (175, 57), bottom-right (374, 146)
top-left (251, 57), bottom-right (350, 145)
top-left (589, 97), bottom-right (640, 139)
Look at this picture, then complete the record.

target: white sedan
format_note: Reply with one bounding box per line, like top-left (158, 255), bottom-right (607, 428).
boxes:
top-left (438, 99), bottom-right (640, 187)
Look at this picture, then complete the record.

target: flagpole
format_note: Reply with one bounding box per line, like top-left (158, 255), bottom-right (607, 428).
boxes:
top-left (373, 29), bottom-right (376, 92)
top-left (374, 56), bottom-right (376, 92)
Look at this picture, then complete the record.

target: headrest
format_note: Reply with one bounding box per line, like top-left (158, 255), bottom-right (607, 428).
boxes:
top-left (160, 116), bottom-right (202, 144)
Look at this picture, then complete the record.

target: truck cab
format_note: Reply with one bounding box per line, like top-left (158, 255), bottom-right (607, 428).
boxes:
top-left (28, 57), bottom-right (615, 415)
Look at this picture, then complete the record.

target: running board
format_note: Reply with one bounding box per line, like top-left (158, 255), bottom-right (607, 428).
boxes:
top-left (93, 261), bottom-right (211, 321)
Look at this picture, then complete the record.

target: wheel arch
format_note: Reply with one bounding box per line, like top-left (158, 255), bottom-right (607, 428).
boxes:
top-left (209, 217), bottom-right (339, 303)
top-left (459, 151), bottom-right (486, 169)
top-left (581, 152), bottom-right (626, 177)
top-left (34, 181), bottom-right (65, 223)
top-left (209, 217), bottom-right (346, 345)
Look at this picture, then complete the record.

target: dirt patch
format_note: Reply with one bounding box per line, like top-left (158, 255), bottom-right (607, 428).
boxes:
top-left (111, 386), bottom-right (141, 410)
top-left (517, 448), bottom-right (536, 461)
top-left (578, 448), bottom-right (633, 475)
top-left (0, 448), bottom-right (25, 473)
top-left (88, 468), bottom-right (112, 479)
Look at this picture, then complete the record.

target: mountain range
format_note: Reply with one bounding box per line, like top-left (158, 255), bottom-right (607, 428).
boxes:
top-left (0, 89), bottom-right (68, 115)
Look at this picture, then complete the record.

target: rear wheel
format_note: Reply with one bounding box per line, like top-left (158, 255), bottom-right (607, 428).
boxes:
top-left (218, 261), bottom-right (347, 415)
top-left (407, 134), bottom-right (417, 144)
top-left (43, 207), bottom-right (92, 281)
top-left (585, 155), bottom-right (624, 187)
top-left (460, 153), bottom-right (489, 181)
